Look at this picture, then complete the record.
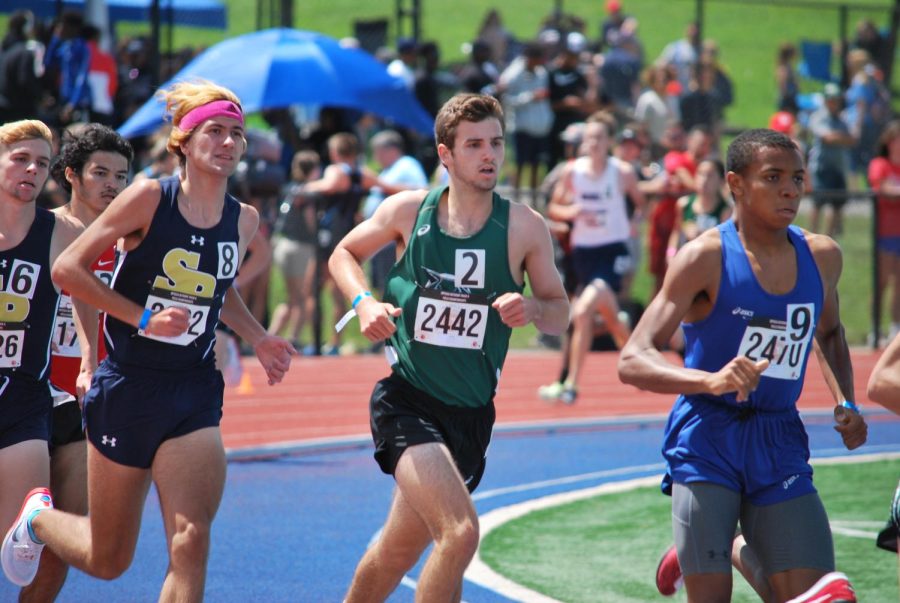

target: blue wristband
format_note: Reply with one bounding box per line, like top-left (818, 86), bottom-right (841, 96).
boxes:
top-left (352, 291), bottom-right (372, 309)
top-left (138, 308), bottom-right (152, 330)
top-left (841, 400), bottom-right (860, 413)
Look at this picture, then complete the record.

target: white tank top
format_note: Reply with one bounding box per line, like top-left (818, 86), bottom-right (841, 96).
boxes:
top-left (568, 156), bottom-right (631, 248)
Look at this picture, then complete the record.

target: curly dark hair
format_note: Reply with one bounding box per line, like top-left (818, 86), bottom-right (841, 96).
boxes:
top-left (726, 128), bottom-right (797, 176)
top-left (51, 124), bottom-right (134, 193)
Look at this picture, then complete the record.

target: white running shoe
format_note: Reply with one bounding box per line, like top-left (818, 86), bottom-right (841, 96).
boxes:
top-left (537, 381), bottom-right (565, 401)
top-left (1, 488), bottom-right (53, 586)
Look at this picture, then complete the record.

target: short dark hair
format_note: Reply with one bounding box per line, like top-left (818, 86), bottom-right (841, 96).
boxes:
top-left (726, 128), bottom-right (797, 176)
top-left (51, 123), bottom-right (134, 193)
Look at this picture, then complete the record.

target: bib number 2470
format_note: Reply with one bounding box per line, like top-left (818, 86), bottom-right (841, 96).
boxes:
top-left (737, 303), bottom-right (814, 381)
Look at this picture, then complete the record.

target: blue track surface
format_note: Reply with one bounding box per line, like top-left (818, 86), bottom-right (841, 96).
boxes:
top-left (3, 411), bottom-right (899, 602)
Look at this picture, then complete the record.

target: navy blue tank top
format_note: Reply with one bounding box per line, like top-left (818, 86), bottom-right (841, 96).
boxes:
top-left (104, 176), bottom-right (241, 371)
top-left (679, 220), bottom-right (823, 412)
top-left (0, 208), bottom-right (59, 383)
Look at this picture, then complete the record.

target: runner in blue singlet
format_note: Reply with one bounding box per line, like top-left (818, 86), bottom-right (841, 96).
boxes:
top-left (619, 129), bottom-right (867, 602)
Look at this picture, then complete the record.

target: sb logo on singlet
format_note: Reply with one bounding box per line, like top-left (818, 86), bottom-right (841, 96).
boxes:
top-left (141, 243), bottom-right (238, 346)
top-left (0, 260), bottom-right (41, 367)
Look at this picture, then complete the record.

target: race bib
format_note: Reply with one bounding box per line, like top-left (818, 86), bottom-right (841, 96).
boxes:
top-left (736, 303), bottom-right (815, 380)
top-left (0, 329), bottom-right (24, 368)
top-left (0, 259), bottom-right (40, 368)
top-left (52, 294), bottom-right (80, 358)
top-left (413, 289), bottom-right (488, 350)
top-left (139, 287), bottom-right (212, 347)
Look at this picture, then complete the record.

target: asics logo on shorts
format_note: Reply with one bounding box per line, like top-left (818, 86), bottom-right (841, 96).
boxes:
top-left (101, 435), bottom-right (117, 447)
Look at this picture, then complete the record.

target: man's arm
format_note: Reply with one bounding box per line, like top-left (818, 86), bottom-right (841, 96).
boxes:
top-left (546, 164), bottom-right (581, 223)
top-left (867, 333), bottom-right (900, 415)
top-left (618, 232), bottom-right (769, 400)
top-left (220, 204), bottom-right (294, 384)
top-left (494, 205), bottom-right (569, 335)
top-left (304, 164), bottom-right (351, 195)
top-left (808, 232), bottom-right (867, 449)
top-left (52, 179), bottom-right (188, 336)
top-left (328, 190), bottom-right (423, 341)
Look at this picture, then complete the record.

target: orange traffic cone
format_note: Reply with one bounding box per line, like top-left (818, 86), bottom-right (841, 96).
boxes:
top-left (236, 371), bottom-right (254, 395)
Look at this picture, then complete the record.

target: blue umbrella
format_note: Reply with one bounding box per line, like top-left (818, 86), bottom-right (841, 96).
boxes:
top-left (118, 28), bottom-right (435, 137)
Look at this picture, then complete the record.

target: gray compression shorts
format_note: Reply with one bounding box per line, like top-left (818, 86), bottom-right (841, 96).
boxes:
top-left (672, 482), bottom-right (835, 577)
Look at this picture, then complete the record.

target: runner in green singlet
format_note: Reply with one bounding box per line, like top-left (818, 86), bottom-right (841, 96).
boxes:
top-left (329, 93), bottom-right (570, 603)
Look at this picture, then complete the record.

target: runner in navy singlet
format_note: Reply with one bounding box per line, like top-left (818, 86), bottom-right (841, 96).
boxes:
top-left (1, 83), bottom-right (295, 600)
top-left (619, 129), bottom-right (867, 602)
top-left (0, 120), bottom-right (84, 590)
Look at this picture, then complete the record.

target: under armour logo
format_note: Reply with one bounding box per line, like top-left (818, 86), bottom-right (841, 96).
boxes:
top-left (191, 236), bottom-right (205, 246)
top-left (0, 260), bottom-right (6, 269)
top-left (101, 435), bottom-right (117, 447)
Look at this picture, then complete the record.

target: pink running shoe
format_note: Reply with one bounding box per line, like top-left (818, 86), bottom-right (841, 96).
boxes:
top-left (655, 544), bottom-right (683, 596)
top-left (1, 488), bottom-right (53, 587)
top-left (786, 571), bottom-right (856, 603)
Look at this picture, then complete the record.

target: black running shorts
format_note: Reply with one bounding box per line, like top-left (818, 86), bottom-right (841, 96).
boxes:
top-left (369, 373), bottom-right (495, 493)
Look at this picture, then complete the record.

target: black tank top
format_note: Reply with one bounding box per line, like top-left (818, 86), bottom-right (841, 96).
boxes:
top-left (0, 208), bottom-right (58, 383)
top-left (104, 176), bottom-right (241, 371)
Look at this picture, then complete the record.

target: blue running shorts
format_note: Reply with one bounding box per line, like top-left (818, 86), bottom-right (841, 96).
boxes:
top-left (82, 359), bottom-right (224, 468)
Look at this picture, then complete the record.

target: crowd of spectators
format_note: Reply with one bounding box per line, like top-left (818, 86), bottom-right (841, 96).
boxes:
top-left (2, 3), bottom-right (897, 353)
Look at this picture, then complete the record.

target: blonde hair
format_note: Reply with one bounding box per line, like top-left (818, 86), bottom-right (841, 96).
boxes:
top-left (158, 79), bottom-right (243, 165)
top-left (0, 119), bottom-right (53, 148)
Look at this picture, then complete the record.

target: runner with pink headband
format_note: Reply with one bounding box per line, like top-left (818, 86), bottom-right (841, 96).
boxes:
top-left (177, 99), bottom-right (244, 132)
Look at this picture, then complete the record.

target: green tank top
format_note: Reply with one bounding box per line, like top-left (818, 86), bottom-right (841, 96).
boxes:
top-left (681, 193), bottom-right (730, 231)
top-left (384, 186), bottom-right (523, 408)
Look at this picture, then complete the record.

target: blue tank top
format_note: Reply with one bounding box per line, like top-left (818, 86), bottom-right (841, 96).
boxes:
top-left (104, 176), bottom-right (241, 371)
top-left (678, 220), bottom-right (823, 412)
top-left (0, 208), bottom-right (59, 383)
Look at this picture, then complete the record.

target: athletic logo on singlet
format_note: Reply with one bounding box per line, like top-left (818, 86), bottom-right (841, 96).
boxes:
top-left (417, 224), bottom-right (431, 237)
top-left (736, 303), bottom-right (814, 380)
top-left (0, 260), bottom-right (40, 367)
top-left (141, 247), bottom-right (219, 346)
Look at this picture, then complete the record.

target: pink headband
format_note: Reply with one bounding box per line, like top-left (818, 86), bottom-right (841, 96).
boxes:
top-left (177, 100), bottom-right (244, 132)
